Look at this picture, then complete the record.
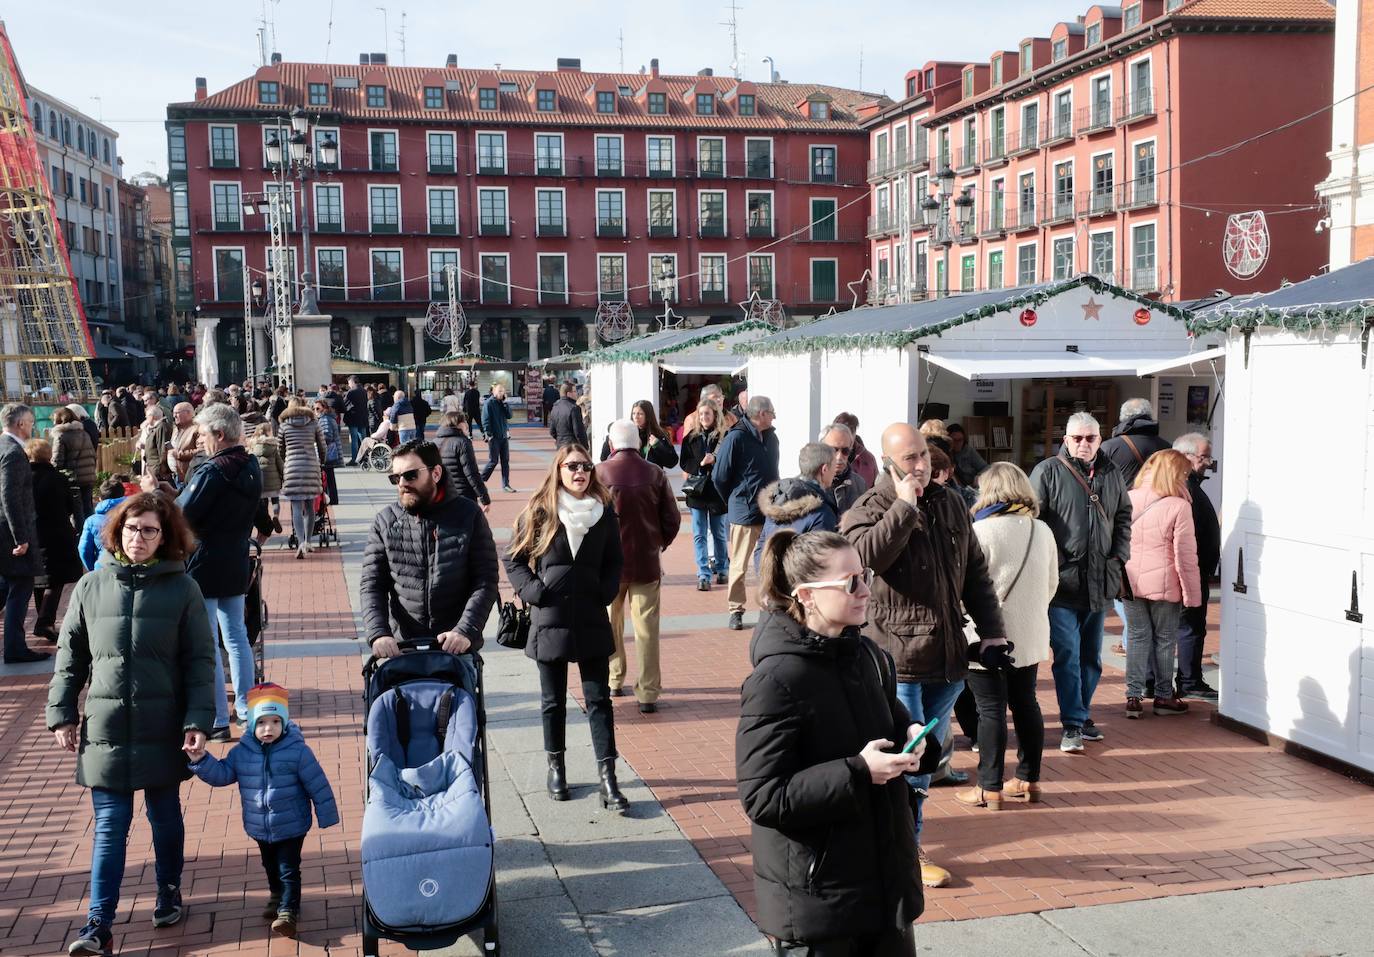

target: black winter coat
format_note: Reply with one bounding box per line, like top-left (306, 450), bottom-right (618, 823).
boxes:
top-left (462, 388), bottom-right (482, 427)
top-left (176, 446), bottom-right (264, 598)
top-left (502, 504), bottom-right (624, 663)
top-left (547, 397), bottom-right (589, 449)
top-left (343, 386), bottom-right (370, 429)
top-left (1188, 471), bottom-right (1221, 579)
top-left (361, 492), bottom-right (499, 647)
top-left (434, 424), bottom-right (490, 506)
top-left (1101, 414), bottom-right (1171, 489)
top-left (1029, 450), bottom-right (1132, 611)
top-left (680, 431), bottom-right (727, 515)
top-left (30, 462), bottom-right (82, 584)
top-left (737, 611), bottom-right (939, 943)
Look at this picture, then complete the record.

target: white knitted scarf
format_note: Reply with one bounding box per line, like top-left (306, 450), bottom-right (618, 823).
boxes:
top-left (557, 489), bottom-right (603, 558)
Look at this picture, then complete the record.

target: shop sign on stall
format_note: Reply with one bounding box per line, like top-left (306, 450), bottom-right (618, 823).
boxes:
top-left (523, 367), bottom-right (544, 425)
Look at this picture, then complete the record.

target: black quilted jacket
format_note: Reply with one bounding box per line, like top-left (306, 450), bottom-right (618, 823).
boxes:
top-left (360, 492), bottom-right (500, 647)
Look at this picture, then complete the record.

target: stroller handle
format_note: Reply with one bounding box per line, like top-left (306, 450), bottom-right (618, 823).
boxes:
top-left (360, 637), bottom-right (484, 678)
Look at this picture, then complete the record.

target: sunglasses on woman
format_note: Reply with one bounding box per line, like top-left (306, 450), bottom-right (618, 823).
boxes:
top-left (562, 461), bottom-right (594, 473)
top-left (791, 568), bottom-right (874, 596)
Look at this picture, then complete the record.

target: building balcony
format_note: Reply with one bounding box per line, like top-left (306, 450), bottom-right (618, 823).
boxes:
top-left (536, 161), bottom-right (564, 176)
top-left (371, 283), bottom-right (403, 301)
top-left (1075, 104), bottom-right (1114, 135)
top-left (428, 160), bottom-right (456, 174)
top-left (1116, 88), bottom-right (1156, 125)
top-left (539, 287), bottom-right (569, 305)
top-left (314, 216), bottom-right (343, 233)
top-left (1008, 206), bottom-right (1039, 233)
top-left (648, 217), bottom-right (677, 238)
top-left (1117, 176), bottom-right (1158, 210)
top-left (597, 160), bottom-right (624, 177)
top-left (978, 210), bottom-right (1007, 239)
top-left (982, 138), bottom-right (1009, 169)
top-left (1043, 120), bottom-right (1074, 146)
top-left (1083, 188), bottom-right (1116, 217)
top-left (1008, 125), bottom-right (1042, 157)
top-left (866, 212), bottom-right (894, 239)
top-left (867, 154), bottom-right (895, 181)
top-left (596, 220), bottom-right (625, 238)
top-left (536, 220), bottom-right (566, 237)
top-left (1042, 197), bottom-right (1075, 226)
top-left (747, 219), bottom-right (775, 238)
top-left (478, 220), bottom-right (509, 237)
top-left (209, 153), bottom-right (238, 169)
top-left (369, 219), bottom-right (400, 234)
top-left (428, 220), bottom-right (458, 236)
top-left (953, 145), bottom-right (979, 174)
top-left (699, 222), bottom-right (726, 239)
top-left (790, 282), bottom-right (841, 307)
top-left (745, 159), bottom-right (774, 180)
top-left (701, 288), bottom-right (727, 303)
top-left (953, 220), bottom-right (978, 245)
top-left (1123, 266), bottom-right (1158, 293)
top-left (930, 221), bottom-right (954, 247)
top-left (481, 282), bottom-right (511, 305)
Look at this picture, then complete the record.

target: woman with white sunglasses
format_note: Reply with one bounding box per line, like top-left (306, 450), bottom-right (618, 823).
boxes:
top-left (737, 529), bottom-right (939, 956)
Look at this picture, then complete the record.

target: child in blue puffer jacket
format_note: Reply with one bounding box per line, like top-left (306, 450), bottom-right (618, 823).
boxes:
top-left (187, 682), bottom-right (338, 938)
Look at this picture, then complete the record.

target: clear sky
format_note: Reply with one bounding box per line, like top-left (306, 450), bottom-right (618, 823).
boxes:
top-left (3, 0), bottom-right (1070, 179)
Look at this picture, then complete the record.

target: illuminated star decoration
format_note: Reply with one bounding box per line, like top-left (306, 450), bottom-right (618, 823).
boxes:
top-left (846, 273), bottom-right (871, 310)
top-left (737, 290), bottom-right (763, 321)
top-left (656, 306), bottom-right (684, 331)
top-left (1081, 296), bottom-right (1104, 321)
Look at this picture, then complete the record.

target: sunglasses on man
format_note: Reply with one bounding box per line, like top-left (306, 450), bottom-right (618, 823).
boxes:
top-left (388, 467), bottom-right (429, 485)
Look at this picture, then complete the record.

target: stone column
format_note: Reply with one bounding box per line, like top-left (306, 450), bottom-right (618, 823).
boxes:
top-left (406, 317), bottom-right (427, 366)
top-left (467, 319), bottom-right (482, 356)
top-left (250, 317), bottom-right (271, 384)
top-left (525, 322), bottom-right (541, 362)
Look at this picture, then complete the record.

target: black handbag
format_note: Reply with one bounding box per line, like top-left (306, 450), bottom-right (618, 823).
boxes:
top-left (681, 472), bottom-right (710, 498)
top-left (496, 599), bottom-right (530, 650)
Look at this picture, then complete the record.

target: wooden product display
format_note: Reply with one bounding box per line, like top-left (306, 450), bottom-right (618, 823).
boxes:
top-left (1019, 379), bottom-right (1119, 474)
top-left (959, 414), bottom-right (1016, 464)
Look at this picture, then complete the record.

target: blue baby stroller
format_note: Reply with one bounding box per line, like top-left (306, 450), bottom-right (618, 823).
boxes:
top-left (361, 640), bottom-right (500, 955)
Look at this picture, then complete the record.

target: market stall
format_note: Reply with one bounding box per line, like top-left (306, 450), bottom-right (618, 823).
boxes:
top-left (740, 276), bottom-right (1222, 482)
top-left (1191, 258), bottom-right (1374, 774)
top-left (579, 321), bottom-right (772, 442)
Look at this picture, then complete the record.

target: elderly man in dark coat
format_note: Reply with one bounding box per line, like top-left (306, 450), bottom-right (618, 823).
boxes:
top-left (0, 403), bottom-right (47, 662)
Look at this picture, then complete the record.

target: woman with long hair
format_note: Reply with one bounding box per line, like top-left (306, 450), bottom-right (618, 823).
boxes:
top-left (599, 399), bottom-right (679, 469)
top-left (738, 529), bottom-right (937, 955)
top-left (954, 463), bottom-right (1058, 810)
top-left (502, 444), bottom-right (629, 812)
top-left (48, 493), bottom-right (215, 957)
top-left (1123, 449), bottom-right (1201, 719)
top-left (277, 400), bottom-right (325, 560)
top-left (679, 399), bottom-right (730, 590)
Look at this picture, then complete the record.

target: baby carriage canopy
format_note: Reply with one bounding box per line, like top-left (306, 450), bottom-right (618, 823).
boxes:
top-left (361, 647), bottom-right (497, 948)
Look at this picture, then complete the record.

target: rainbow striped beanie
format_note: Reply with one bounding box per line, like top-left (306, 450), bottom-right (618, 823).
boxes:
top-left (247, 683), bottom-right (290, 729)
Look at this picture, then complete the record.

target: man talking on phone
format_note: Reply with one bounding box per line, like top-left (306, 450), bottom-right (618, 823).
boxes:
top-left (360, 439), bottom-right (500, 659)
top-left (841, 422), bottom-right (1008, 890)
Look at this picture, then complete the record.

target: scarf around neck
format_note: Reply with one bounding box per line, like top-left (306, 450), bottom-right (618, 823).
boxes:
top-left (973, 501), bottom-right (1033, 522)
top-left (557, 489), bottom-right (603, 558)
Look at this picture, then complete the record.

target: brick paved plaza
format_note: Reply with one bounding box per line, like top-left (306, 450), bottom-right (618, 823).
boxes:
top-left (2, 429), bottom-right (1373, 956)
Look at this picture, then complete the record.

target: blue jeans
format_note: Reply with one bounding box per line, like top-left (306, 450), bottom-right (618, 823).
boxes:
top-left (1048, 605), bottom-right (1105, 731)
top-left (895, 678), bottom-right (965, 840)
top-left (347, 425), bottom-right (366, 463)
top-left (0, 574), bottom-right (33, 659)
top-left (398, 429), bottom-right (417, 444)
top-left (205, 594), bottom-right (252, 726)
top-left (481, 435), bottom-right (510, 486)
top-left (89, 785), bottom-right (183, 924)
top-left (690, 508), bottom-right (727, 579)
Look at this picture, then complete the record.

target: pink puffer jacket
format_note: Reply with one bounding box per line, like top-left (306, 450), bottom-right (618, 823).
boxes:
top-left (1124, 488), bottom-right (1202, 606)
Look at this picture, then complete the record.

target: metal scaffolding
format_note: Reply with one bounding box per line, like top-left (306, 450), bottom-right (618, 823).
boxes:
top-left (0, 24), bottom-right (97, 401)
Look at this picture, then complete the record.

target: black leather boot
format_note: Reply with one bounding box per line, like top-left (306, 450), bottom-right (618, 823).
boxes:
top-left (546, 751), bottom-right (570, 801)
top-left (598, 757), bottom-right (629, 812)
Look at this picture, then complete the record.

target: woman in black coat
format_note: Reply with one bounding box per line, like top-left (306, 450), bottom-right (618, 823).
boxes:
top-left (737, 529), bottom-right (940, 955)
top-left (679, 400), bottom-right (729, 591)
top-left (27, 439), bottom-right (83, 642)
top-left (598, 399), bottom-right (678, 469)
top-left (433, 411), bottom-right (490, 511)
top-left (503, 443), bottom-right (628, 812)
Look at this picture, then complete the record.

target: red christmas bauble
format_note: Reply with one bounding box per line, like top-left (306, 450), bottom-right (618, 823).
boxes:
top-left (1019, 308), bottom-right (1037, 327)
top-left (1133, 307), bottom-right (1151, 326)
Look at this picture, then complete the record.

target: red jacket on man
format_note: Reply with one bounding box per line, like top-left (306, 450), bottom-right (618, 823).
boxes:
top-left (596, 448), bottom-right (681, 584)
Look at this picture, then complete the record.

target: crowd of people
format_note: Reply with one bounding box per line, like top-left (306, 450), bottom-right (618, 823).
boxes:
top-left (7, 367), bottom-right (1222, 956)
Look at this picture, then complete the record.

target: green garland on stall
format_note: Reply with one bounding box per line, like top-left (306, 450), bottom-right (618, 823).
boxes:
top-left (1187, 302), bottom-right (1374, 336)
top-left (735, 275), bottom-right (1192, 358)
top-left (578, 320), bottom-right (778, 366)
top-left (398, 349), bottom-right (510, 372)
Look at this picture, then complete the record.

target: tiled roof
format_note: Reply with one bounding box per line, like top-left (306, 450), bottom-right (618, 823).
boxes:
top-left (172, 62), bottom-right (877, 132)
top-left (1172, 0), bottom-right (1333, 19)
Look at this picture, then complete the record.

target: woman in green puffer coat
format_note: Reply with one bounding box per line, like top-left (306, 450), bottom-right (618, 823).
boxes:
top-left (46, 492), bottom-right (216, 957)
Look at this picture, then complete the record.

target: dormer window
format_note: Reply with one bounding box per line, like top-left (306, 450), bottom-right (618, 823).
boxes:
top-left (1052, 38), bottom-right (1067, 62)
top-left (808, 99), bottom-right (829, 121)
top-left (696, 93), bottom-right (715, 115)
top-left (478, 87), bottom-right (497, 110)
top-left (906, 77), bottom-right (916, 97)
top-left (924, 68), bottom-right (934, 89)
top-left (367, 84), bottom-right (387, 108)
top-left (738, 94), bottom-right (755, 116)
top-left (1086, 23), bottom-right (1101, 45)
top-left (648, 92), bottom-right (667, 114)
top-left (258, 81), bottom-right (280, 104)
top-left (992, 56), bottom-right (1002, 85)
top-left (499, 82), bottom-right (518, 94)
top-left (962, 70), bottom-right (973, 98)
top-left (618, 85), bottom-right (632, 96)
top-left (597, 91), bottom-right (616, 113)
top-left (424, 86), bottom-right (444, 109)
top-left (308, 82), bottom-right (329, 106)
top-left (1020, 42), bottom-right (1033, 73)
top-left (537, 89), bottom-right (557, 111)
top-left (1124, 3), bottom-right (1142, 26)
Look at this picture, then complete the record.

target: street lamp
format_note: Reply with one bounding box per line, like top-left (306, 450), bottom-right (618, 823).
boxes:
top-left (953, 187), bottom-right (974, 231)
top-left (920, 193), bottom-right (940, 227)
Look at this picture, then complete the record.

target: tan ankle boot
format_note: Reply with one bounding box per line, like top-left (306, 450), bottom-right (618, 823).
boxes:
top-left (1004, 779), bottom-right (1042, 802)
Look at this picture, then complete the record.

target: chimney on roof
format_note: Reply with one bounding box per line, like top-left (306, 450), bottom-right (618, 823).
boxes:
top-left (650, 58), bottom-right (659, 78)
top-left (1076, 14), bottom-right (1085, 24)
top-left (698, 67), bottom-right (713, 77)
top-left (270, 52), bottom-right (282, 66)
top-left (446, 54), bottom-right (458, 68)
top-left (556, 57), bottom-right (581, 71)
top-left (359, 53), bottom-right (369, 64)
top-left (370, 52), bottom-right (387, 65)
top-left (194, 77), bottom-right (207, 101)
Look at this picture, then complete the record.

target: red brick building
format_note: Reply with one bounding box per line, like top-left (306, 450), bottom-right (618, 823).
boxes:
top-left (167, 56), bottom-right (873, 381)
top-left (863, 0), bottom-right (1334, 305)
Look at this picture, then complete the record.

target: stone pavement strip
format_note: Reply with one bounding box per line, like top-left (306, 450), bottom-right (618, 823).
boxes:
top-left (2, 427), bottom-right (1374, 956)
